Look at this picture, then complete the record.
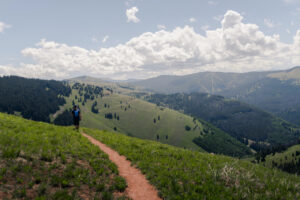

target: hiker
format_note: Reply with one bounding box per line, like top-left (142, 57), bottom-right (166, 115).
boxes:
top-left (72, 105), bottom-right (81, 130)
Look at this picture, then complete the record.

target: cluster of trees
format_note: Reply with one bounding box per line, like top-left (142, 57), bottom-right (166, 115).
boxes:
top-left (105, 112), bottom-right (120, 120)
top-left (91, 101), bottom-right (99, 114)
top-left (275, 158), bottom-right (300, 174)
top-left (185, 125), bottom-right (191, 131)
top-left (0, 76), bottom-right (71, 122)
top-left (72, 83), bottom-right (108, 106)
top-left (153, 115), bottom-right (160, 124)
top-left (54, 109), bottom-right (73, 126)
top-left (156, 134), bottom-right (168, 140)
top-left (254, 140), bottom-right (300, 163)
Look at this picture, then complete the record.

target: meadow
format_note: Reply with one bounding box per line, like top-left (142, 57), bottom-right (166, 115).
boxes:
top-left (0, 113), bottom-right (128, 199)
top-left (84, 128), bottom-right (300, 200)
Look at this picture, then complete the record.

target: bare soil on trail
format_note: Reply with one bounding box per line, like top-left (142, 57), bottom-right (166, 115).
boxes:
top-left (81, 132), bottom-right (161, 200)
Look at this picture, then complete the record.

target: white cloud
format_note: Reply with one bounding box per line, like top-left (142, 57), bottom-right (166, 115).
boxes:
top-left (264, 18), bottom-right (275, 28)
top-left (157, 24), bottom-right (166, 30)
top-left (126, 7), bottom-right (140, 23)
top-left (2, 10), bottom-right (300, 80)
top-left (189, 17), bottom-right (196, 23)
top-left (102, 35), bottom-right (109, 43)
top-left (0, 22), bottom-right (11, 33)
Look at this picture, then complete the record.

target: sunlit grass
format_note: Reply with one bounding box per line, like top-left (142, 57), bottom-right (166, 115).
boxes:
top-left (85, 128), bottom-right (300, 200)
top-left (0, 113), bottom-right (128, 199)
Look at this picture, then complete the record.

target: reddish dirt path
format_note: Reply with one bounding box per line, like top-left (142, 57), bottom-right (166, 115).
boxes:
top-left (81, 133), bottom-right (161, 200)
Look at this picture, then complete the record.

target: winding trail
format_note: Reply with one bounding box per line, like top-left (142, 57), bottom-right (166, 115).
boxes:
top-left (81, 132), bottom-right (161, 200)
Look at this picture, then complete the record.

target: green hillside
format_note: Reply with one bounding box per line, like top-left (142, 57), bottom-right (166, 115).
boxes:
top-left (0, 113), bottom-right (128, 199)
top-left (146, 93), bottom-right (300, 149)
top-left (263, 144), bottom-right (300, 174)
top-left (1, 113), bottom-right (299, 199)
top-left (83, 127), bottom-right (300, 200)
top-left (53, 83), bottom-right (251, 157)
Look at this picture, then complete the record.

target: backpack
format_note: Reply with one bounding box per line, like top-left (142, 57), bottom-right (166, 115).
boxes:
top-left (74, 109), bottom-right (79, 117)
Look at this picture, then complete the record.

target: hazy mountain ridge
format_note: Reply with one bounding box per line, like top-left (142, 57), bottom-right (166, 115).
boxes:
top-left (132, 66), bottom-right (300, 126)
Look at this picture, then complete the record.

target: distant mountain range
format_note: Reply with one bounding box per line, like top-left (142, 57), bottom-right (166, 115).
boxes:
top-left (131, 67), bottom-right (300, 126)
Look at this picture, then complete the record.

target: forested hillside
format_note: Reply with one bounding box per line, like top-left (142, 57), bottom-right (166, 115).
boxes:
top-left (266, 144), bottom-right (300, 174)
top-left (0, 76), bottom-right (71, 122)
top-left (146, 93), bottom-right (300, 150)
top-left (222, 77), bottom-right (300, 126)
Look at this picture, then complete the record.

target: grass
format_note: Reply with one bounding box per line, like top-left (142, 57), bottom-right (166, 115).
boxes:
top-left (0, 113), bottom-right (129, 199)
top-left (84, 128), bottom-right (300, 200)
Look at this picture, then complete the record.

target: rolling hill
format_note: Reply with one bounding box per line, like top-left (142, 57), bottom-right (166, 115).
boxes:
top-left (146, 93), bottom-right (300, 150)
top-left (52, 82), bottom-right (251, 157)
top-left (1, 112), bottom-right (299, 199)
top-left (0, 76), bottom-right (250, 157)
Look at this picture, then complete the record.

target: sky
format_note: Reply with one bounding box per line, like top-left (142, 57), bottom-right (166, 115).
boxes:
top-left (0, 0), bottom-right (300, 80)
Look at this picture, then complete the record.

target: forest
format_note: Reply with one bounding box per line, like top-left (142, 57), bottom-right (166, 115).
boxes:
top-left (0, 76), bottom-right (71, 122)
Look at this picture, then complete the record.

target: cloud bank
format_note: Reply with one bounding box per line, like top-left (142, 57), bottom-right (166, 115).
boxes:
top-left (1, 10), bottom-right (300, 80)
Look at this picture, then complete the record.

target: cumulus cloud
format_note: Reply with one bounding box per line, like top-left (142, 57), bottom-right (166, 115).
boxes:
top-left (0, 22), bottom-right (11, 33)
top-left (102, 35), bottom-right (109, 43)
top-left (1, 10), bottom-right (300, 80)
top-left (126, 7), bottom-right (140, 23)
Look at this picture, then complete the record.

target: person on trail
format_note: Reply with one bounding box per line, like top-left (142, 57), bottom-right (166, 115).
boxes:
top-left (72, 105), bottom-right (81, 130)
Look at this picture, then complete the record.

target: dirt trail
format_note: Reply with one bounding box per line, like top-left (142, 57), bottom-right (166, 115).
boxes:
top-left (81, 132), bottom-right (161, 200)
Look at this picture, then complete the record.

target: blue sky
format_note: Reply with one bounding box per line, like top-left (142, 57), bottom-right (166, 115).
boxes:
top-left (0, 0), bottom-right (300, 79)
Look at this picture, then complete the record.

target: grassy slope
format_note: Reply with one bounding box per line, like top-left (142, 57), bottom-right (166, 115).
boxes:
top-left (54, 89), bottom-right (205, 151)
top-left (0, 113), bottom-right (127, 199)
top-left (84, 128), bottom-right (300, 200)
top-left (264, 144), bottom-right (300, 171)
